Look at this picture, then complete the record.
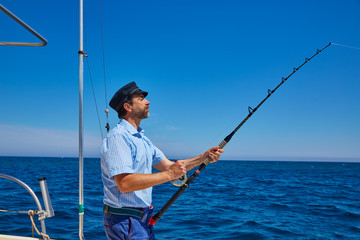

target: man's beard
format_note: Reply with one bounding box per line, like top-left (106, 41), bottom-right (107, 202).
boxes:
top-left (133, 106), bottom-right (149, 119)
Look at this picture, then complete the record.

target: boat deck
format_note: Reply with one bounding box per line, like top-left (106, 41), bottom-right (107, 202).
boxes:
top-left (0, 234), bottom-right (42, 240)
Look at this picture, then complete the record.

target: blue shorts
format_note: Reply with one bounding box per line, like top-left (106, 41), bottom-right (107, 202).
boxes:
top-left (103, 211), bottom-right (155, 240)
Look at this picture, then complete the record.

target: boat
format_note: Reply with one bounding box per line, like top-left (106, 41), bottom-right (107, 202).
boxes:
top-left (0, 1), bottom-right (84, 239)
top-left (1, 1), bottom-right (358, 240)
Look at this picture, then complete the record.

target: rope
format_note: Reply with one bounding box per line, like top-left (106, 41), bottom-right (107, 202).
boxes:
top-left (2, 209), bottom-right (51, 239)
top-left (0, 209), bottom-right (29, 214)
top-left (1, 209), bottom-right (51, 239)
top-left (28, 210), bottom-right (51, 240)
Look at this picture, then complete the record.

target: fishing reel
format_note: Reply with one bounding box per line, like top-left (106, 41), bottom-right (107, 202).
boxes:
top-left (171, 175), bottom-right (187, 187)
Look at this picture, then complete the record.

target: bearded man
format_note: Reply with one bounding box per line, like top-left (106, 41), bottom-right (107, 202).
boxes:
top-left (100, 82), bottom-right (224, 240)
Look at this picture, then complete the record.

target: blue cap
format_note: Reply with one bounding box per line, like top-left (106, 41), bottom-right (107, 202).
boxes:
top-left (109, 82), bottom-right (148, 112)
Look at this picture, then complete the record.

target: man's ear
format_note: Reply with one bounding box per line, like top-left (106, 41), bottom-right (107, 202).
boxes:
top-left (123, 102), bottom-right (132, 112)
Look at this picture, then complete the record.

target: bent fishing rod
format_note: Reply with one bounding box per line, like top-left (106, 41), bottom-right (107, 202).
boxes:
top-left (149, 42), bottom-right (332, 226)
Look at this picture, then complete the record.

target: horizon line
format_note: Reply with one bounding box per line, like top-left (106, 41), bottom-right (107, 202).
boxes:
top-left (1, 155), bottom-right (359, 163)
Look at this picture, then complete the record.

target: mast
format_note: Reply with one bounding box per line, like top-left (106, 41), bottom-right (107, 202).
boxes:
top-left (78, 0), bottom-right (85, 239)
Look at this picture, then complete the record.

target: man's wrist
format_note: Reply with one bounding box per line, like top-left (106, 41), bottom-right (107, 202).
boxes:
top-left (198, 154), bottom-right (206, 164)
top-left (164, 170), bottom-right (174, 181)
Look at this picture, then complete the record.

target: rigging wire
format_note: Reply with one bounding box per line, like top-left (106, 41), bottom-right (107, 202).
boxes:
top-left (99, 0), bottom-right (108, 106)
top-left (82, 0), bottom-right (111, 139)
top-left (99, 0), bottom-right (110, 133)
top-left (83, 0), bottom-right (104, 139)
top-left (85, 59), bottom-right (104, 139)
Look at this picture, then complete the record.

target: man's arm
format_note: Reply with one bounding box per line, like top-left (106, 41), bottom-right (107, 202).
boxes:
top-left (114, 146), bottom-right (223, 193)
top-left (114, 160), bottom-right (186, 193)
top-left (153, 146), bottom-right (224, 172)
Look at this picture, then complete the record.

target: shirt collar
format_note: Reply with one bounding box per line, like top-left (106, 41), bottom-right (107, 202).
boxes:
top-left (119, 118), bottom-right (144, 135)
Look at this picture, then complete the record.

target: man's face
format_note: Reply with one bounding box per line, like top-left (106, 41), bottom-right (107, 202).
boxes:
top-left (130, 94), bottom-right (150, 119)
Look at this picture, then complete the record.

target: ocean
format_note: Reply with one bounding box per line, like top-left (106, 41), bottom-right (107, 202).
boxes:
top-left (0, 157), bottom-right (359, 240)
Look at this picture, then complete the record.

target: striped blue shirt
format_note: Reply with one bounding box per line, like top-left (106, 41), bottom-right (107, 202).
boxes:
top-left (100, 119), bottom-right (165, 208)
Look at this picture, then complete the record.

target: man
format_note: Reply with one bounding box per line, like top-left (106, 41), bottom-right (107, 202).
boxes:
top-left (100, 82), bottom-right (224, 240)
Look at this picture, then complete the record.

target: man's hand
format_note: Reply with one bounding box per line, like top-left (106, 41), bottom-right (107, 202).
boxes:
top-left (201, 146), bottom-right (224, 163)
top-left (166, 160), bottom-right (187, 180)
top-left (154, 147), bottom-right (224, 179)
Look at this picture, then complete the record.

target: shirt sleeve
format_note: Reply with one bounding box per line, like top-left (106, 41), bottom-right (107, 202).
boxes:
top-left (152, 145), bottom-right (166, 166)
top-left (105, 133), bottom-right (135, 178)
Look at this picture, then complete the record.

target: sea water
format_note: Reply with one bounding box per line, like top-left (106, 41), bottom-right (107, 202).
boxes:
top-left (0, 157), bottom-right (359, 240)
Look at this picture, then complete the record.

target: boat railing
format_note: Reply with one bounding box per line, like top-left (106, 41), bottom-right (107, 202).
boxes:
top-left (0, 173), bottom-right (54, 240)
top-left (1, 3), bottom-right (51, 239)
top-left (0, 4), bottom-right (47, 46)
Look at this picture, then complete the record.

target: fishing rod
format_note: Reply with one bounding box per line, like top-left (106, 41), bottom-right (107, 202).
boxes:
top-left (148, 42), bottom-right (332, 226)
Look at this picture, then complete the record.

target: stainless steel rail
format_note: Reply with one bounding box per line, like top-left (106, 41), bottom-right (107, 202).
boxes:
top-left (0, 173), bottom-right (47, 236)
top-left (0, 4), bottom-right (47, 46)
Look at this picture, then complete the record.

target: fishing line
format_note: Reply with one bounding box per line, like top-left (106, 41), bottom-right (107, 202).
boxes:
top-left (149, 42), bottom-right (332, 226)
top-left (331, 42), bottom-right (360, 51)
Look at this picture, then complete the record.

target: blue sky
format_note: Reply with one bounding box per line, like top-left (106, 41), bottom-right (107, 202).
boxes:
top-left (0, 0), bottom-right (359, 161)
